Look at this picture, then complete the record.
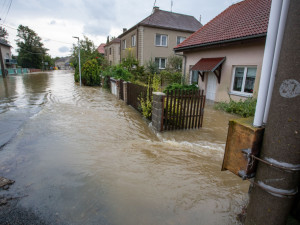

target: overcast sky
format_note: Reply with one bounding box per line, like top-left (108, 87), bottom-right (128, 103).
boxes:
top-left (1, 0), bottom-right (242, 58)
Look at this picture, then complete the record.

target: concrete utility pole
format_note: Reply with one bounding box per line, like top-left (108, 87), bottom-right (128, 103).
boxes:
top-left (245, 1), bottom-right (300, 224)
top-left (73, 36), bottom-right (81, 86)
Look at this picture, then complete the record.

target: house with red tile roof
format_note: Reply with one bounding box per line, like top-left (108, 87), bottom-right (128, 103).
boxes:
top-left (97, 43), bottom-right (106, 55)
top-left (174, 0), bottom-right (271, 102)
top-left (118, 6), bottom-right (202, 68)
top-left (104, 38), bottom-right (121, 66)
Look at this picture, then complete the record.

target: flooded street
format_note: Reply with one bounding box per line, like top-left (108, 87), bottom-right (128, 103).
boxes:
top-left (0, 71), bottom-right (249, 225)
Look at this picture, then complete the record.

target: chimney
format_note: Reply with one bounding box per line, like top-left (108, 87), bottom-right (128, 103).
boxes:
top-left (123, 28), bottom-right (127, 33)
top-left (153, 6), bottom-right (159, 13)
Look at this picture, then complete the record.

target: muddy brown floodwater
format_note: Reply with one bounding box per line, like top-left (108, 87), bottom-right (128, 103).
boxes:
top-left (0, 71), bottom-right (249, 225)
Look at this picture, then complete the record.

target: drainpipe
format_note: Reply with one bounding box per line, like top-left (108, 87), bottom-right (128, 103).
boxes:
top-left (263, 0), bottom-right (290, 124)
top-left (253, 0), bottom-right (283, 127)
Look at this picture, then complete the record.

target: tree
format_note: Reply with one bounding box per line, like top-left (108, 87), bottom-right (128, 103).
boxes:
top-left (70, 36), bottom-right (108, 83)
top-left (15, 25), bottom-right (48, 69)
top-left (0, 26), bottom-right (8, 40)
top-left (166, 55), bottom-right (183, 73)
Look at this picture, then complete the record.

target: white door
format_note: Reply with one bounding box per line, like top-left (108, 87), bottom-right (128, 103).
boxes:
top-left (206, 72), bottom-right (217, 101)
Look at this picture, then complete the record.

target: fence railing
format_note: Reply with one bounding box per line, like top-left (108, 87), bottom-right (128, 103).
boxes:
top-left (162, 90), bottom-right (206, 131)
top-left (0, 68), bottom-right (29, 75)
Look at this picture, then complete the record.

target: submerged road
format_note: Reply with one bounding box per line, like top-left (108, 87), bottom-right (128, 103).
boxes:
top-left (0, 71), bottom-right (249, 225)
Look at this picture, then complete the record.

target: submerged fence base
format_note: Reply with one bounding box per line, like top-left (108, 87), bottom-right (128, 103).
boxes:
top-left (152, 90), bottom-right (206, 132)
top-left (106, 78), bottom-right (206, 132)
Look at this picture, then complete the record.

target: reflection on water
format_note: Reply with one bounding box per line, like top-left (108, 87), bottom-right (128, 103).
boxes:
top-left (0, 71), bottom-right (249, 225)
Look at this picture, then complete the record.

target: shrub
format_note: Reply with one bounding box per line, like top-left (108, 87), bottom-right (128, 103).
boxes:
top-left (163, 83), bottom-right (199, 93)
top-left (214, 98), bottom-right (257, 118)
top-left (160, 70), bottom-right (182, 84)
top-left (81, 59), bottom-right (101, 86)
top-left (139, 77), bottom-right (152, 120)
top-left (102, 65), bottom-right (133, 81)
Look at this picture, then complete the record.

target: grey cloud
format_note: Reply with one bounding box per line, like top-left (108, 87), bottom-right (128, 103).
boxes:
top-left (83, 19), bottom-right (111, 36)
top-left (59, 46), bottom-right (69, 53)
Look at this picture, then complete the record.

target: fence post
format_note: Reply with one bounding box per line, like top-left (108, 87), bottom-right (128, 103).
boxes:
top-left (116, 79), bottom-right (121, 99)
top-left (152, 92), bottom-right (165, 132)
top-left (123, 82), bottom-right (128, 104)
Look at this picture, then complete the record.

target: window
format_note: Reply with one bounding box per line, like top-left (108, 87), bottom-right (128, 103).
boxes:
top-left (191, 70), bottom-right (199, 84)
top-left (122, 40), bottom-right (126, 49)
top-left (177, 36), bottom-right (186, 45)
top-left (109, 48), bottom-right (112, 55)
top-left (155, 58), bottom-right (166, 69)
top-left (231, 66), bottom-right (257, 95)
top-left (131, 35), bottom-right (136, 47)
top-left (155, 34), bottom-right (168, 46)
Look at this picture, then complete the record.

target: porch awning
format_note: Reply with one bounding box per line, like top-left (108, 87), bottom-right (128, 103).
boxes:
top-left (191, 57), bottom-right (226, 72)
top-left (191, 57), bottom-right (226, 84)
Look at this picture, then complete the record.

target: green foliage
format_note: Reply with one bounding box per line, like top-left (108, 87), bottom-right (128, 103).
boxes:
top-left (139, 77), bottom-right (152, 120)
top-left (102, 65), bottom-right (133, 81)
top-left (166, 55), bottom-right (182, 72)
top-left (121, 48), bottom-right (145, 81)
top-left (81, 59), bottom-right (101, 86)
top-left (0, 26), bottom-right (8, 40)
top-left (160, 70), bottom-right (182, 84)
top-left (164, 83), bottom-right (199, 93)
top-left (16, 25), bottom-right (48, 69)
top-left (152, 73), bottom-right (161, 92)
top-left (145, 58), bottom-right (159, 75)
top-left (214, 98), bottom-right (257, 118)
top-left (71, 36), bottom-right (108, 85)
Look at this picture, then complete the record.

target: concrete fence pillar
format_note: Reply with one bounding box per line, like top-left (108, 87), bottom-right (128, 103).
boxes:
top-left (123, 82), bottom-right (128, 104)
top-left (152, 92), bottom-right (165, 132)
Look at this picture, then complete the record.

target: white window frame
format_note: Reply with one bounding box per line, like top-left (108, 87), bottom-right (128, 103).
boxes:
top-left (131, 35), bottom-right (136, 47)
top-left (176, 36), bottom-right (186, 45)
top-left (230, 66), bottom-right (257, 97)
top-left (122, 39), bottom-right (126, 50)
top-left (155, 57), bottom-right (167, 69)
top-left (155, 34), bottom-right (168, 47)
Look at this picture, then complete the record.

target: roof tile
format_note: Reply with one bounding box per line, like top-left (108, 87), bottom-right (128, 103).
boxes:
top-left (175, 0), bottom-right (271, 50)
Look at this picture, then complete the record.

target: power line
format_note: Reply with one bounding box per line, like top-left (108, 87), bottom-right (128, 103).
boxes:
top-left (1, 0), bottom-right (12, 25)
top-left (0, 0), bottom-right (8, 18)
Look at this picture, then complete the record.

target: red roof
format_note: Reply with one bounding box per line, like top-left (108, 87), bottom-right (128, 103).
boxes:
top-left (97, 43), bottom-right (106, 54)
top-left (191, 57), bottom-right (226, 71)
top-left (175, 0), bottom-right (271, 51)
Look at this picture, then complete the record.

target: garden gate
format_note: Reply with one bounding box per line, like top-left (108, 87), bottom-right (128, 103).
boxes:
top-left (162, 90), bottom-right (206, 131)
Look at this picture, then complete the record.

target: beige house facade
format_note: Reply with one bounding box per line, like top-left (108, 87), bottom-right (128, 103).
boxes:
top-left (104, 38), bottom-right (120, 66)
top-left (119, 7), bottom-right (202, 67)
top-left (183, 39), bottom-right (265, 102)
top-left (174, 0), bottom-right (271, 102)
top-left (0, 39), bottom-right (17, 71)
